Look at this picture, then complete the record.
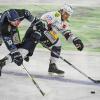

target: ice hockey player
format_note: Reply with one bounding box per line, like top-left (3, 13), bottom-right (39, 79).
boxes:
top-left (40, 4), bottom-right (84, 75)
top-left (21, 4), bottom-right (84, 76)
top-left (0, 9), bottom-right (35, 76)
top-left (0, 17), bottom-right (48, 76)
top-left (0, 4), bottom-right (84, 76)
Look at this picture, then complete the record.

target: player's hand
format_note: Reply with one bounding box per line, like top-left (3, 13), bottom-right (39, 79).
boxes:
top-left (73, 38), bottom-right (84, 51)
top-left (10, 50), bottom-right (23, 66)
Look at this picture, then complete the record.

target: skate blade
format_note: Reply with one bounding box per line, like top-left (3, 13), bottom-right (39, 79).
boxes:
top-left (48, 72), bottom-right (64, 77)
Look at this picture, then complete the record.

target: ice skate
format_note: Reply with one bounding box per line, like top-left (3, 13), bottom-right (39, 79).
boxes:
top-left (48, 63), bottom-right (64, 77)
top-left (0, 57), bottom-right (7, 76)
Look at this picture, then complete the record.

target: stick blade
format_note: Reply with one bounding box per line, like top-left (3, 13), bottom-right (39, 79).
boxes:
top-left (88, 77), bottom-right (100, 84)
top-left (94, 80), bottom-right (100, 84)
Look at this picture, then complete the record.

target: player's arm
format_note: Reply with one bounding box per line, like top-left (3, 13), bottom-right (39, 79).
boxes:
top-left (2, 35), bottom-right (23, 66)
top-left (23, 9), bottom-right (34, 22)
top-left (62, 29), bottom-right (84, 51)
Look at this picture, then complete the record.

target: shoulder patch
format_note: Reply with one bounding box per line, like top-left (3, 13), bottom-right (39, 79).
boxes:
top-left (46, 15), bottom-right (52, 20)
top-left (55, 12), bottom-right (60, 17)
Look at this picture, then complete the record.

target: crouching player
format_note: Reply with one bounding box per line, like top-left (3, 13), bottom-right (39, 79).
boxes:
top-left (0, 5), bottom-right (84, 76)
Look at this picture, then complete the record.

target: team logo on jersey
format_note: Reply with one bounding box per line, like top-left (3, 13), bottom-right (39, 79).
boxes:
top-left (46, 15), bottom-right (52, 20)
top-left (55, 12), bottom-right (60, 17)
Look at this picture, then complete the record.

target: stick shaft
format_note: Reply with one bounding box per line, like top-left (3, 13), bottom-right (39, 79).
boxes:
top-left (22, 64), bottom-right (45, 96)
top-left (43, 44), bottom-right (99, 83)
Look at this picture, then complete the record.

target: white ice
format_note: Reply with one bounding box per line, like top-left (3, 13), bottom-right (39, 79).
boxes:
top-left (0, 44), bottom-right (100, 100)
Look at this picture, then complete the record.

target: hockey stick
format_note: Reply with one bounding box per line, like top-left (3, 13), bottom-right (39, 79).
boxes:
top-left (22, 64), bottom-right (45, 96)
top-left (41, 43), bottom-right (100, 84)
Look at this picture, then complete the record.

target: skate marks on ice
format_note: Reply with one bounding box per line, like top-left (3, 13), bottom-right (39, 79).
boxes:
top-left (0, 46), bottom-right (100, 99)
top-left (2, 70), bottom-right (100, 86)
top-left (1, 70), bottom-right (100, 100)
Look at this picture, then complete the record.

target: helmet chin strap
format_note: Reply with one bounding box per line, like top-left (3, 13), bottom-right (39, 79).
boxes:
top-left (59, 10), bottom-right (64, 21)
top-left (61, 16), bottom-right (64, 21)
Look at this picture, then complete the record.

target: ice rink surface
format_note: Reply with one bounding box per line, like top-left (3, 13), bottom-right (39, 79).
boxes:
top-left (0, 44), bottom-right (100, 100)
top-left (0, 0), bottom-right (100, 100)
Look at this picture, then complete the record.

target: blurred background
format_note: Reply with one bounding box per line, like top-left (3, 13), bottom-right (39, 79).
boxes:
top-left (0, 0), bottom-right (100, 52)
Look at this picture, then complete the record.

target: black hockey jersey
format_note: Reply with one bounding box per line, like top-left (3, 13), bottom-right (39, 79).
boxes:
top-left (0, 9), bottom-right (33, 35)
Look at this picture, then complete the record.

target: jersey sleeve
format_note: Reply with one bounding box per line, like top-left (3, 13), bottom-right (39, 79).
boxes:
top-left (41, 13), bottom-right (54, 24)
top-left (15, 9), bottom-right (34, 22)
top-left (2, 35), bottom-right (17, 52)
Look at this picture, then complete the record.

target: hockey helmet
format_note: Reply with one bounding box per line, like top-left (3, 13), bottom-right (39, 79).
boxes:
top-left (60, 4), bottom-right (73, 15)
top-left (7, 9), bottom-right (20, 21)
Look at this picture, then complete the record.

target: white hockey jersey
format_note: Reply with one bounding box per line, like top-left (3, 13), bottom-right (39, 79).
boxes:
top-left (41, 11), bottom-right (70, 36)
top-left (41, 11), bottom-right (83, 51)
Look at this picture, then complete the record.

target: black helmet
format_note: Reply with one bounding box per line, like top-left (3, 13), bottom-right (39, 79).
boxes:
top-left (7, 9), bottom-right (20, 21)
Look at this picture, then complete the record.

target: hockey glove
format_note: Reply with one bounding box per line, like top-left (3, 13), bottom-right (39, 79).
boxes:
top-left (73, 38), bottom-right (84, 51)
top-left (24, 56), bottom-right (29, 62)
top-left (10, 50), bottom-right (23, 66)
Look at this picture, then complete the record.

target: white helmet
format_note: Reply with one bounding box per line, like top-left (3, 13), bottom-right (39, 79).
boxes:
top-left (60, 4), bottom-right (73, 15)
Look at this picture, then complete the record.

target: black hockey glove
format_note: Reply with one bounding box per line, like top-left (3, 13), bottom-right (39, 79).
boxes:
top-left (10, 51), bottom-right (23, 66)
top-left (73, 38), bottom-right (84, 51)
top-left (24, 56), bottom-right (29, 62)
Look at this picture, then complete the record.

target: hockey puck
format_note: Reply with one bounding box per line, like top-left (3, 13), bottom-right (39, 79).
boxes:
top-left (91, 91), bottom-right (95, 94)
